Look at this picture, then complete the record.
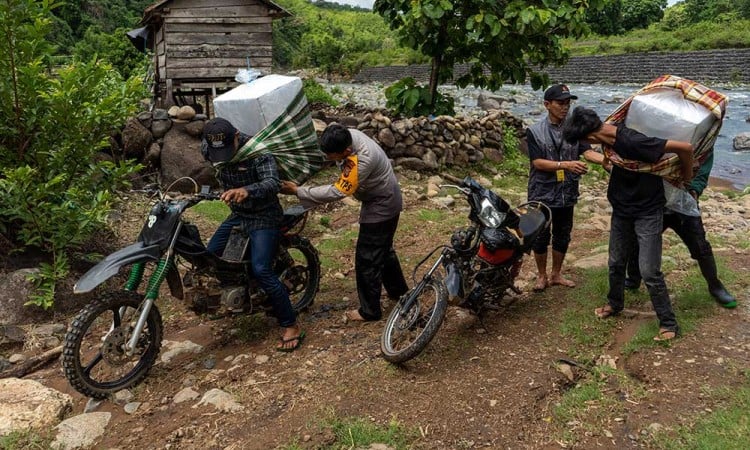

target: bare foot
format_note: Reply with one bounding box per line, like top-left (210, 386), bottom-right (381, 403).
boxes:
top-left (653, 328), bottom-right (678, 342)
top-left (344, 309), bottom-right (367, 323)
top-left (550, 276), bottom-right (576, 288)
top-left (533, 276), bottom-right (548, 292)
top-left (594, 304), bottom-right (617, 319)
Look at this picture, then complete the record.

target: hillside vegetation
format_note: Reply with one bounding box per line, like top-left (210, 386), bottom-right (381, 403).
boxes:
top-left (39, 0), bottom-right (750, 79)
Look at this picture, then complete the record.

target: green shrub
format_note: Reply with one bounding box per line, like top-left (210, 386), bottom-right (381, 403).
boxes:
top-left (384, 77), bottom-right (455, 117)
top-left (499, 124), bottom-right (527, 177)
top-left (0, 0), bottom-right (143, 307)
top-left (302, 78), bottom-right (339, 106)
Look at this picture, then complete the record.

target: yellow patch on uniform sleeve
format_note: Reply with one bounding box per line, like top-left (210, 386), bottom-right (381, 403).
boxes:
top-left (334, 155), bottom-right (358, 195)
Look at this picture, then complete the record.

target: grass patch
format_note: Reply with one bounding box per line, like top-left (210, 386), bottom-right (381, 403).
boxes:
top-left (553, 365), bottom-right (650, 445)
top-left (326, 416), bottom-right (418, 450)
top-left (0, 430), bottom-right (52, 450)
top-left (653, 386), bottom-right (750, 450)
top-left (417, 209), bottom-right (445, 222)
top-left (188, 200), bottom-right (229, 224)
top-left (316, 228), bottom-right (359, 271)
top-left (558, 266), bottom-right (615, 360)
top-left (231, 314), bottom-right (272, 343)
top-left (553, 376), bottom-right (623, 443)
top-left (285, 411), bottom-right (420, 450)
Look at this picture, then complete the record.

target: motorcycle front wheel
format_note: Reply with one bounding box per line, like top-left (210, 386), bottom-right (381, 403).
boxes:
top-left (279, 236), bottom-right (320, 312)
top-left (62, 290), bottom-right (163, 399)
top-left (380, 277), bottom-right (448, 364)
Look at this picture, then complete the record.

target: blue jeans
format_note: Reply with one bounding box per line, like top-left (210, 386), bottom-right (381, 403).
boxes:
top-left (607, 212), bottom-right (677, 331)
top-left (207, 217), bottom-right (296, 328)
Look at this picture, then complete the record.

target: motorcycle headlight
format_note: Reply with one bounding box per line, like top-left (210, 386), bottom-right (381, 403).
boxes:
top-left (478, 198), bottom-right (506, 228)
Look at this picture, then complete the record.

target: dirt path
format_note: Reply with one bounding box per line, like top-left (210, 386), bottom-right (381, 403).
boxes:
top-left (12, 174), bottom-right (750, 449)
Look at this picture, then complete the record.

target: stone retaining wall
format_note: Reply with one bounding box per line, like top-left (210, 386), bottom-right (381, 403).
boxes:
top-left (353, 48), bottom-right (750, 85)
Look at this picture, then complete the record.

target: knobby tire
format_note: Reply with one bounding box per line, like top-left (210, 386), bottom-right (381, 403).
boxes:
top-left (62, 290), bottom-right (163, 399)
top-left (380, 278), bottom-right (448, 364)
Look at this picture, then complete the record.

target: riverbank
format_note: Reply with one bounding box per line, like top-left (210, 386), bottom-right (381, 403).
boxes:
top-left (321, 81), bottom-right (750, 191)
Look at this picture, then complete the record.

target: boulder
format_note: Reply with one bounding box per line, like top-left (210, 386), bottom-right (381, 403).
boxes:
top-left (121, 118), bottom-right (152, 159)
top-left (477, 92), bottom-right (501, 111)
top-left (159, 122), bottom-right (216, 192)
top-left (144, 142), bottom-right (161, 168)
top-left (153, 108), bottom-right (169, 120)
top-left (0, 269), bottom-right (53, 325)
top-left (0, 379), bottom-right (72, 436)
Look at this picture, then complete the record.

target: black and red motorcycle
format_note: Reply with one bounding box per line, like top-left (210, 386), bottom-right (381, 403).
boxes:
top-left (380, 177), bottom-right (550, 363)
top-left (63, 182), bottom-right (320, 398)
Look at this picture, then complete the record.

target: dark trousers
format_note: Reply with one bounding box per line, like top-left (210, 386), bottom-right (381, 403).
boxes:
top-left (608, 212), bottom-right (677, 331)
top-left (355, 214), bottom-right (409, 320)
top-left (532, 206), bottom-right (574, 254)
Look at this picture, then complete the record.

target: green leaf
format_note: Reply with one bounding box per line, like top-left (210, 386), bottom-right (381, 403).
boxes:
top-left (422, 3), bottom-right (445, 20)
top-left (537, 9), bottom-right (552, 25)
top-left (520, 8), bottom-right (536, 24)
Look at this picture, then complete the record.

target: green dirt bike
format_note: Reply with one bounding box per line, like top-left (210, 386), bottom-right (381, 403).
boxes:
top-left (63, 183), bottom-right (320, 398)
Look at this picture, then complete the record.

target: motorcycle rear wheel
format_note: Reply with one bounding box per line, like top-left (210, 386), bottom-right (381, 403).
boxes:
top-left (380, 278), bottom-right (448, 364)
top-left (281, 236), bottom-right (320, 312)
top-left (62, 290), bottom-right (163, 399)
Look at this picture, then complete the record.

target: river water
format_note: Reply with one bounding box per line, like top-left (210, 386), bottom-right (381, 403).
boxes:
top-left (456, 83), bottom-right (750, 191)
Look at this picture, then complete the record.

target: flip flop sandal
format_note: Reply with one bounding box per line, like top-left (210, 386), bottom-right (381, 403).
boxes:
top-left (276, 330), bottom-right (306, 353)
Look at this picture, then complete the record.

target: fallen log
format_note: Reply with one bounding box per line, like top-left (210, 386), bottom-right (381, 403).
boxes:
top-left (0, 345), bottom-right (62, 379)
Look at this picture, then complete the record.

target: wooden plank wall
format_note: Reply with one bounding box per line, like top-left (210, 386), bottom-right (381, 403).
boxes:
top-left (160, 0), bottom-right (275, 81)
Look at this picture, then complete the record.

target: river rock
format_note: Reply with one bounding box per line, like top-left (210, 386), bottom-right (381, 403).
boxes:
top-left (176, 105), bottom-right (196, 121)
top-left (378, 127), bottom-right (396, 148)
top-left (733, 132), bottom-right (750, 151)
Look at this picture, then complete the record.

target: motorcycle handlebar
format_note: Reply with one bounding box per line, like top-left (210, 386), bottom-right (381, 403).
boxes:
top-left (438, 184), bottom-right (471, 196)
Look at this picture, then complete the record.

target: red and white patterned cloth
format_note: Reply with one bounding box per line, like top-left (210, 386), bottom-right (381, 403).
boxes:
top-left (604, 74), bottom-right (728, 185)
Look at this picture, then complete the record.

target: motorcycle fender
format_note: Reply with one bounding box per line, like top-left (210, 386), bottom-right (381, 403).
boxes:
top-left (444, 261), bottom-right (464, 299)
top-left (74, 242), bottom-right (161, 294)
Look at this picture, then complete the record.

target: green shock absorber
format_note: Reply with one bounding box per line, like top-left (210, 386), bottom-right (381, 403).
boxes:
top-left (124, 262), bottom-right (145, 291)
top-left (144, 258), bottom-right (173, 300)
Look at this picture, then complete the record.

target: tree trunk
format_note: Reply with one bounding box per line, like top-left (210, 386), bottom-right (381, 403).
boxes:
top-left (428, 54), bottom-right (442, 112)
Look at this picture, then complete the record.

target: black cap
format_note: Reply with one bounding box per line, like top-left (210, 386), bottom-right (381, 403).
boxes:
top-left (544, 84), bottom-right (578, 101)
top-left (202, 118), bottom-right (237, 163)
